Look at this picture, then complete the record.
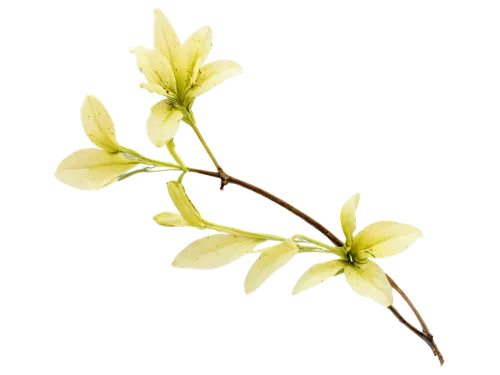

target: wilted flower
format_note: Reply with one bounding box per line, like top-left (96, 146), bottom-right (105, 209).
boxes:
top-left (130, 9), bottom-right (243, 147)
top-left (293, 194), bottom-right (422, 307)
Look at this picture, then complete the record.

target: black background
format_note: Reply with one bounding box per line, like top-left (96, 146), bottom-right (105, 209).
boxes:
top-left (42, 1), bottom-right (454, 373)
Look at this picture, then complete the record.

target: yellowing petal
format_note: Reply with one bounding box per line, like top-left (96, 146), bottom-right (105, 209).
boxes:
top-left (292, 259), bottom-right (347, 295)
top-left (153, 212), bottom-right (188, 227)
top-left (80, 95), bottom-right (120, 153)
top-left (172, 234), bottom-right (263, 270)
top-left (139, 82), bottom-right (169, 97)
top-left (153, 9), bottom-right (181, 61)
top-left (344, 260), bottom-right (393, 307)
top-left (54, 148), bottom-right (139, 191)
top-left (146, 100), bottom-right (183, 147)
top-left (130, 46), bottom-right (177, 94)
top-left (244, 239), bottom-right (299, 294)
top-left (167, 181), bottom-right (205, 229)
top-left (187, 59), bottom-right (242, 99)
top-left (183, 26), bottom-right (213, 87)
top-left (352, 221), bottom-right (423, 259)
top-left (153, 9), bottom-right (186, 92)
top-left (340, 193), bottom-right (360, 247)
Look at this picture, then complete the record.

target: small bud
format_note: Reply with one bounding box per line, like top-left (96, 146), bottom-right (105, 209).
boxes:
top-left (153, 212), bottom-right (188, 227)
top-left (167, 181), bottom-right (205, 229)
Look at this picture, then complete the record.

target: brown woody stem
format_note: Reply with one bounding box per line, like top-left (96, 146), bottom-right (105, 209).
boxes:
top-left (187, 167), bottom-right (443, 365)
top-left (386, 274), bottom-right (444, 365)
top-left (188, 168), bottom-right (343, 246)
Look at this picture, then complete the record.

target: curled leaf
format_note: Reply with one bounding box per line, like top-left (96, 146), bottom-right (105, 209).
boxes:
top-left (167, 181), bottom-right (205, 229)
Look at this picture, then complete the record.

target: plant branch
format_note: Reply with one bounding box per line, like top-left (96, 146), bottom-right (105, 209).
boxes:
top-left (188, 168), bottom-right (344, 247)
top-left (387, 306), bottom-right (447, 368)
top-left (386, 274), bottom-right (430, 334)
top-left (388, 305), bottom-right (425, 339)
top-left (180, 117), bottom-right (442, 364)
top-left (187, 167), bottom-right (443, 365)
top-left (385, 274), bottom-right (444, 364)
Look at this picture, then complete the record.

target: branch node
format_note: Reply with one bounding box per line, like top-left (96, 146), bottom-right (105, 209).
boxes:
top-left (217, 168), bottom-right (230, 191)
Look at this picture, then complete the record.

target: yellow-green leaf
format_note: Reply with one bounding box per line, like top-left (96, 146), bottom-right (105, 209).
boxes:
top-left (152, 209), bottom-right (189, 229)
top-left (344, 260), bottom-right (393, 307)
top-left (352, 221), bottom-right (423, 259)
top-left (165, 178), bottom-right (205, 228)
top-left (172, 234), bottom-right (264, 270)
top-left (54, 148), bottom-right (139, 191)
top-left (290, 259), bottom-right (346, 296)
top-left (242, 240), bottom-right (300, 295)
top-left (80, 95), bottom-right (120, 153)
top-left (340, 193), bottom-right (360, 247)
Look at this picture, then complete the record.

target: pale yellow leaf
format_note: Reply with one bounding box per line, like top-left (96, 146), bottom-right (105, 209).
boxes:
top-left (242, 240), bottom-right (300, 295)
top-left (165, 178), bottom-right (205, 229)
top-left (352, 218), bottom-right (425, 260)
top-left (79, 93), bottom-right (121, 152)
top-left (290, 259), bottom-right (346, 296)
top-left (54, 148), bottom-right (139, 191)
top-left (152, 209), bottom-right (189, 229)
top-left (344, 260), bottom-right (393, 307)
top-left (338, 191), bottom-right (361, 246)
top-left (170, 232), bottom-right (262, 271)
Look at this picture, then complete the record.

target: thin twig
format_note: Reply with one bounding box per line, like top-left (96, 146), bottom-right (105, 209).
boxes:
top-left (187, 167), bottom-right (444, 365)
top-left (188, 168), bottom-right (344, 247)
top-left (386, 274), bottom-right (430, 334)
top-left (388, 305), bottom-right (426, 338)
top-left (386, 274), bottom-right (444, 364)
